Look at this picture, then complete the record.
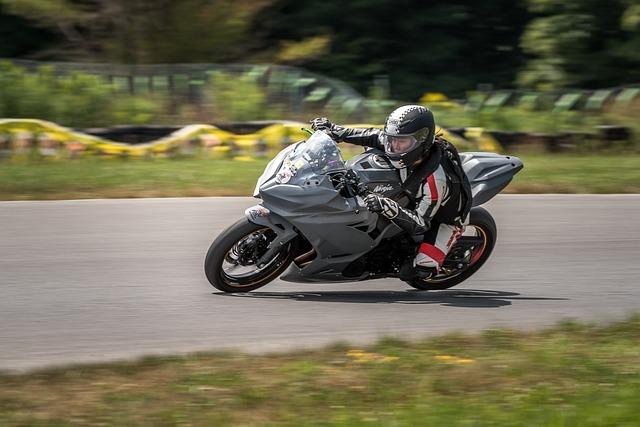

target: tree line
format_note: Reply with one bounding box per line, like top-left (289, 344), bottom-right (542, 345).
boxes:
top-left (1, 0), bottom-right (639, 99)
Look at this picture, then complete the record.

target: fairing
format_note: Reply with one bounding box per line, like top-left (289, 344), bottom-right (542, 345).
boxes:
top-left (248, 133), bottom-right (522, 282)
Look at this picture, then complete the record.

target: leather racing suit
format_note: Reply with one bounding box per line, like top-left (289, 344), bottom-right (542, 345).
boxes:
top-left (330, 125), bottom-right (469, 272)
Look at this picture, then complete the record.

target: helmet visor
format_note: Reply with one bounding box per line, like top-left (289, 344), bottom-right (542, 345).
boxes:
top-left (382, 133), bottom-right (420, 155)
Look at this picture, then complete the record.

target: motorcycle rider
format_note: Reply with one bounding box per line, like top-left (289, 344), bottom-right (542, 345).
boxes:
top-left (311, 105), bottom-right (471, 279)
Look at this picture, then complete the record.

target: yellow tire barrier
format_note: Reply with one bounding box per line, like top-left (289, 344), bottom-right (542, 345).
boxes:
top-left (461, 127), bottom-right (503, 152)
top-left (0, 119), bottom-right (481, 160)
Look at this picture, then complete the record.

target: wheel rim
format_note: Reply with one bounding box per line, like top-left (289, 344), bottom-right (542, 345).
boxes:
top-left (469, 227), bottom-right (488, 266)
top-left (221, 228), bottom-right (290, 287)
top-left (424, 224), bottom-right (488, 283)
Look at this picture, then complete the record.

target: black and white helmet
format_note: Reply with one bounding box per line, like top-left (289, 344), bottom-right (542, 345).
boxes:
top-left (381, 105), bottom-right (436, 169)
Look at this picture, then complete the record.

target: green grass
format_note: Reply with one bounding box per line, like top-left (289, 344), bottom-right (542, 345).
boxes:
top-left (2, 316), bottom-right (640, 426)
top-left (507, 154), bottom-right (640, 194)
top-left (0, 154), bottom-right (639, 200)
top-left (0, 157), bottom-right (271, 200)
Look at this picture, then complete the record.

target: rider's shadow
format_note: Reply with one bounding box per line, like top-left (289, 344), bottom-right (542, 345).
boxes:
top-left (217, 289), bottom-right (568, 308)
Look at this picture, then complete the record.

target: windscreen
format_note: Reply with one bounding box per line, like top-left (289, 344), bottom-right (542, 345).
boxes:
top-left (274, 131), bottom-right (346, 184)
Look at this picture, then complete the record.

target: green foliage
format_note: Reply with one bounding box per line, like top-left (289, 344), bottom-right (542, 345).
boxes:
top-left (103, 0), bottom-right (272, 64)
top-left (519, 0), bottom-right (640, 89)
top-left (0, 0), bottom-right (272, 64)
top-left (0, 61), bottom-right (161, 127)
top-left (432, 104), bottom-right (600, 134)
top-left (254, 0), bottom-right (530, 99)
top-left (1, 0), bottom-right (640, 99)
top-left (274, 35), bottom-right (332, 65)
top-left (0, 0), bottom-right (86, 23)
top-left (205, 71), bottom-right (286, 121)
top-left (0, 3), bottom-right (59, 57)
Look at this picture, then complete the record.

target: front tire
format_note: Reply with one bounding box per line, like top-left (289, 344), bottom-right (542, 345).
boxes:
top-left (407, 207), bottom-right (497, 291)
top-left (204, 218), bottom-right (299, 293)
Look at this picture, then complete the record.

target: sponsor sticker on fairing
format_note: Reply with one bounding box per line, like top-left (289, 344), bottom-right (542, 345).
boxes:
top-left (373, 184), bottom-right (394, 193)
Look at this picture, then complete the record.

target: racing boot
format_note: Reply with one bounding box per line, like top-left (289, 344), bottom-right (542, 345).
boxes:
top-left (398, 258), bottom-right (437, 281)
top-left (412, 243), bottom-right (441, 279)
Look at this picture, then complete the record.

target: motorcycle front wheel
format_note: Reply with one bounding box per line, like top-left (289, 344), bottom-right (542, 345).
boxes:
top-left (204, 218), bottom-right (299, 293)
top-left (406, 206), bottom-right (497, 291)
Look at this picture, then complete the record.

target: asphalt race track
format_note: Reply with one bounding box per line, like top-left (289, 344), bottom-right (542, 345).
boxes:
top-left (1, 195), bottom-right (639, 371)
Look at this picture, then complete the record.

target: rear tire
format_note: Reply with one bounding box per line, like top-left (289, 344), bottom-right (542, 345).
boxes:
top-left (407, 207), bottom-right (496, 291)
top-left (204, 218), bottom-right (299, 293)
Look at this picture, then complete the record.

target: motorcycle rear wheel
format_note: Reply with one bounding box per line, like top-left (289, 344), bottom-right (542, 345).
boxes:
top-left (406, 206), bottom-right (496, 291)
top-left (205, 218), bottom-right (299, 293)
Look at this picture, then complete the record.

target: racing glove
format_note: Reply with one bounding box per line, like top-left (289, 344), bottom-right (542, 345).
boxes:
top-left (364, 194), bottom-right (399, 219)
top-left (310, 117), bottom-right (333, 131)
top-left (310, 117), bottom-right (346, 141)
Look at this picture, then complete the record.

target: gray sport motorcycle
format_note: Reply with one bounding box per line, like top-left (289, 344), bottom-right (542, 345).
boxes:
top-left (205, 131), bottom-right (523, 292)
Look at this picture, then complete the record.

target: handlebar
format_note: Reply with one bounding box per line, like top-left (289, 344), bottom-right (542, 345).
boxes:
top-left (343, 170), bottom-right (369, 197)
top-left (339, 170), bottom-right (369, 213)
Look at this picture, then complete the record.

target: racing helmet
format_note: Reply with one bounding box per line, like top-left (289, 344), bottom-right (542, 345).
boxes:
top-left (381, 105), bottom-right (436, 169)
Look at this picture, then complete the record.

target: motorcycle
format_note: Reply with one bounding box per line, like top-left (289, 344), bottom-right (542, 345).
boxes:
top-left (205, 130), bottom-right (523, 292)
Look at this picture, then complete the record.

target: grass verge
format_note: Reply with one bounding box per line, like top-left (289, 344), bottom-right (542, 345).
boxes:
top-left (506, 154), bottom-right (640, 194)
top-left (0, 154), bottom-right (639, 200)
top-left (2, 316), bottom-right (640, 426)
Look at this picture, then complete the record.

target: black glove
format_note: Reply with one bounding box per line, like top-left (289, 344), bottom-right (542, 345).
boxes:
top-left (364, 194), bottom-right (399, 219)
top-left (310, 117), bottom-right (347, 142)
top-left (310, 117), bottom-right (333, 132)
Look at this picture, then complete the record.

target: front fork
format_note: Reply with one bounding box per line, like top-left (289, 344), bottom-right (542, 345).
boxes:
top-left (244, 204), bottom-right (299, 266)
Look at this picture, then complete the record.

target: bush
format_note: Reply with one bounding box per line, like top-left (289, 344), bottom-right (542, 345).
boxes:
top-left (431, 104), bottom-right (600, 133)
top-left (0, 61), bottom-right (162, 127)
top-left (205, 71), bottom-right (286, 122)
